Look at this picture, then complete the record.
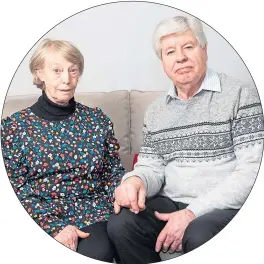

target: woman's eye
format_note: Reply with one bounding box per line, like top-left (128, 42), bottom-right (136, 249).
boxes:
top-left (69, 68), bottom-right (79, 75)
top-left (53, 68), bottom-right (61, 74)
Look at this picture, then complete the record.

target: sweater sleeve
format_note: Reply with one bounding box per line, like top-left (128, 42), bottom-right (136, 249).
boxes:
top-left (1, 117), bottom-right (67, 237)
top-left (96, 109), bottom-right (125, 206)
top-left (122, 107), bottom-right (166, 197)
top-left (187, 85), bottom-right (264, 217)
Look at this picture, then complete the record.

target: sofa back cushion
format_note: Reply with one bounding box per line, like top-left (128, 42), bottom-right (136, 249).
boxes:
top-left (130, 90), bottom-right (166, 154)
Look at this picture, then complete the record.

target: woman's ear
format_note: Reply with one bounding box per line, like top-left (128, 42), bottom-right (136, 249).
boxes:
top-left (35, 69), bottom-right (44, 82)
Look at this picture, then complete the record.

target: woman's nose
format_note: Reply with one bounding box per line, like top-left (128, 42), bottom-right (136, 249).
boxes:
top-left (61, 71), bottom-right (70, 84)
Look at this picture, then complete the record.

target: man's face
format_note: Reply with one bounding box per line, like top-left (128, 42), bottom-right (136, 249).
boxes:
top-left (160, 30), bottom-right (207, 88)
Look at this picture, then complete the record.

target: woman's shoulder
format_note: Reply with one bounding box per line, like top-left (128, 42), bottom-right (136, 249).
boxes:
top-left (1, 108), bottom-right (31, 127)
top-left (75, 103), bottom-right (112, 125)
top-left (1, 108), bottom-right (31, 141)
top-left (76, 103), bottom-right (108, 118)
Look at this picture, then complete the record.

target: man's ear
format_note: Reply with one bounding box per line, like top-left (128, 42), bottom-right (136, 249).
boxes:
top-left (35, 69), bottom-right (44, 82)
top-left (204, 44), bottom-right (208, 61)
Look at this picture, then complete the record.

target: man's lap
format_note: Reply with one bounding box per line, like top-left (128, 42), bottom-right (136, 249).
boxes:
top-left (109, 196), bottom-right (238, 249)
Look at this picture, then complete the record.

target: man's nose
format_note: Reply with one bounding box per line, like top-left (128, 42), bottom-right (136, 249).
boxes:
top-left (175, 49), bottom-right (187, 63)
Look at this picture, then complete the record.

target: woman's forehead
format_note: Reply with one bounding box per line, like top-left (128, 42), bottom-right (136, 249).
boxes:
top-left (44, 51), bottom-right (74, 67)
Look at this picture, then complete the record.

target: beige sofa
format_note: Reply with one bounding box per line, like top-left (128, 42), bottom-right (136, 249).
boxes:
top-left (2, 90), bottom-right (182, 261)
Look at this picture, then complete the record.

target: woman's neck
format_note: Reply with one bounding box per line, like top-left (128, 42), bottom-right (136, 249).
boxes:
top-left (30, 91), bottom-right (76, 121)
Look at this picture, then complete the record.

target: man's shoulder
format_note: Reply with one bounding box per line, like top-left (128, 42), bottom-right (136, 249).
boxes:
top-left (146, 94), bottom-right (167, 113)
top-left (213, 72), bottom-right (261, 112)
top-left (218, 72), bottom-right (250, 93)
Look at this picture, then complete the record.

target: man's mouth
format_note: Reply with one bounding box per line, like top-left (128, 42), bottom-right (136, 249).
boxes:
top-left (176, 67), bottom-right (192, 74)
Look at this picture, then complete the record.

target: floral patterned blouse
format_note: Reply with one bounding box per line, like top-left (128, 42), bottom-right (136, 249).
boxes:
top-left (1, 101), bottom-right (125, 237)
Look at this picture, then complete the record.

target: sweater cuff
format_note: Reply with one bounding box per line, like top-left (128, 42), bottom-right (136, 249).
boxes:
top-left (186, 203), bottom-right (212, 218)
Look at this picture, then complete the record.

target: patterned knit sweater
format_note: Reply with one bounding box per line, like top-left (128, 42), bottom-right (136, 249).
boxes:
top-left (123, 70), bottom-right (264, 217)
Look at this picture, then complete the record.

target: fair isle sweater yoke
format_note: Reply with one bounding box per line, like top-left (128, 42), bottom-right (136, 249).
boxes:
top-left (123, 69), bottom-right (264, 217)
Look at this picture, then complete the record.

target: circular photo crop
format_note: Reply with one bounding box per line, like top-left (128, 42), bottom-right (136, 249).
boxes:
top-left (1, 2), bottom-right (263, 264)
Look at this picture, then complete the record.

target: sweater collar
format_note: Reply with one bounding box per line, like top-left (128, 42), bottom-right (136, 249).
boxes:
top-left (166, 68), bottom-right (221, 104)
top-left (30, 91), bottom-right (76, 121)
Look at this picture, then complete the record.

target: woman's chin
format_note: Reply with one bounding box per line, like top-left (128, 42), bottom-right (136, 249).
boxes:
top-left (56, 96), bottom-right (72, 105)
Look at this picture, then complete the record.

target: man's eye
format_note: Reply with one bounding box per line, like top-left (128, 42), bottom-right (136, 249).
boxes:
top-left (184, 46), bottom-right (193, 49)
top-left (167, 50), bottom-right (175, 55)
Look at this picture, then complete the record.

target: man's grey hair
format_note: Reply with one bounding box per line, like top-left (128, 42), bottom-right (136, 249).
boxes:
top-left (153, 15), bottom-right (207, 59)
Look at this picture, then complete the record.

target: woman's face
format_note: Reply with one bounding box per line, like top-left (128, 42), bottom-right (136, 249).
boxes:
top-left (37, 51), bottom-right (80, 105)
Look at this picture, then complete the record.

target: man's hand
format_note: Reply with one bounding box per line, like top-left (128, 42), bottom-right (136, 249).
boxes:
top-left (54, 225), bottom-right (90, 251)
top-left (114, 176), bottom-right (146, 214)
top-left (155, 209), bottom-right (195, 253)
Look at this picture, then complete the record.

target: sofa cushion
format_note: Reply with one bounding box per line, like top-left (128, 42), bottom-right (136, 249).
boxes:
top-left (2, 94), bottom-right (40, 118)
top-left (120, 154), bottom-right (134, 172)
top-left (130, 90), bottom-right (166, 153)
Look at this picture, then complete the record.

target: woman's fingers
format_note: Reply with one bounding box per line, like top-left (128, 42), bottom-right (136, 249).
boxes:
top-left (76, 229), bottom-right (90, 238)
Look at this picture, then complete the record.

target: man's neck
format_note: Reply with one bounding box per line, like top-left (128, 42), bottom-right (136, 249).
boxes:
top-left (176, 73), bottom-right (206, 100)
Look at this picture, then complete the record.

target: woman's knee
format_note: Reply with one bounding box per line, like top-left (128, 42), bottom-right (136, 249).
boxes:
top-left (77, 237), bottom-right (114, 262)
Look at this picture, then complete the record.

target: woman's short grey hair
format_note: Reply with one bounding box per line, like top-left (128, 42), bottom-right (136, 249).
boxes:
top-left (153, 15), bottom-right (207, 59)
top-left (29, 39), bottom-right (84, 89)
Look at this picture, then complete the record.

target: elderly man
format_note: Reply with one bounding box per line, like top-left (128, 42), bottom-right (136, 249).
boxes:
top-left (107, 15), bottom-right (264, 264)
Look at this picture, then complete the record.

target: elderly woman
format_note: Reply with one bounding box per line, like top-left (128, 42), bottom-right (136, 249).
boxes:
top-left (1, 39), bottom-right (125, 262)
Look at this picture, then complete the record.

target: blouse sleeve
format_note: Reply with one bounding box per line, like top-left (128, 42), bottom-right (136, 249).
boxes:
top-left (1, 117), bottom-right (67, 237)
top-left (97, 109), bottom-right (125, 206)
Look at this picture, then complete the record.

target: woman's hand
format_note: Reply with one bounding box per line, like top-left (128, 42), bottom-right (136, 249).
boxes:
top-left (54, 225), bottom-right (90, 251)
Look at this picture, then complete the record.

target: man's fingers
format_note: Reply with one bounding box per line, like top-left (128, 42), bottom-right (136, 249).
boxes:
top-left (176, 243), bottom-right (182, 252)
top-left (115, 187), bottom-right (130, 208)
top-left (114, 201), bottom-right (121, 214)
top-left (76, 229), bottom-right (90, 238)
top-left (155, 211), bottom-right (170, 221)
top-left (168, 240), bottom-right (180, 254)
top-left (138, 187), bottom-right (146, 210)
top-left (163, 234), bottom-right (176, 252)
top-left (126, 186), bottom-right (139, 213)
top-left (155, 229), bottom-right (167, 252)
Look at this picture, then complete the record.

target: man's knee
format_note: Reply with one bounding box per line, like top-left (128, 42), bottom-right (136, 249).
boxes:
top-left (107, 208), bottom-right (139, 240)
top-left (182, 218), bottom-right (214, 253)
top-left (182, 209), bottom-right (238, 253)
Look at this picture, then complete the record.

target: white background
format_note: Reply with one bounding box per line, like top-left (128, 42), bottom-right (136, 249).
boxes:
top-left (8, 1), bottom-right (255, 96)
top-left (0, 1), bottom-right (263, 264)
